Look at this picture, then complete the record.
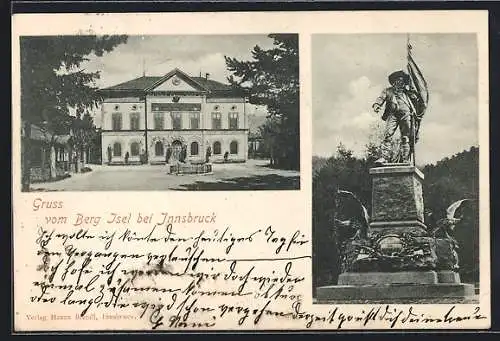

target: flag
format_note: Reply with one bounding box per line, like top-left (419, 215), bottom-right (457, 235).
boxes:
top-left (407, 43), bottom-right (429, 121)
top-left (407, 42), bottom-right (429, 142)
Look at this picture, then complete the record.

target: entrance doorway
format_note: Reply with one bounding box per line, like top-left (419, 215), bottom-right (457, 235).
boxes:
top-left (171, 140), bottom-right (183, 162)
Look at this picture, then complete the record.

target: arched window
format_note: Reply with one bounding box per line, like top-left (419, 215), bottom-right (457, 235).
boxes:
top-left (213, 141), bottom-right (221, 155)
top-left (230, 141), bottom-right (238, 154)
top-left (190, 142), bottom-right (199, 156)
top-left (113, 142), bottom-right (121, 157)
top-left (130, 142), bottom-right (140, 156)
top-left (155, 141), bottom-right (164, 156)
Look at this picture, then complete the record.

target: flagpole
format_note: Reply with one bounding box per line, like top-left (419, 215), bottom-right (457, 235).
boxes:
top-left (406, 34), bottom-right (416, 167)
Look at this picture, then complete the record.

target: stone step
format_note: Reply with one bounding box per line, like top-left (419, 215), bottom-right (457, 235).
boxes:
top-left (338, 271), bottom-right (439, 285)
top-left (316, 283), bottom-right (475, 301)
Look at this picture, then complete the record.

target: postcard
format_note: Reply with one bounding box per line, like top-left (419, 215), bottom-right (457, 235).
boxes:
top-left (12, 10), bottom-right (490, 331)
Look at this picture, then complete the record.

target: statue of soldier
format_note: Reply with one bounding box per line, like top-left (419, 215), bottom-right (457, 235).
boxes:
top-left (372, 70), bottom-right (421, 165)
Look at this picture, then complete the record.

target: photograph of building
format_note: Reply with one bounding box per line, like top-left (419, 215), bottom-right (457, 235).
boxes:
top-left (19, 34), bottom-right (300, 191)
top-left (100, 68), bottom-right (249, 165)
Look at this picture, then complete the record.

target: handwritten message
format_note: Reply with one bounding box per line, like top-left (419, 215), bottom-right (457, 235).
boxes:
top-left (16, 197), bottom-right (488, 330)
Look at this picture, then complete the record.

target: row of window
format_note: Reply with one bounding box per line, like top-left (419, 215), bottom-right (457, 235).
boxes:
top-left (110, 141), bottom-right (239, 157)
top-left (110, 112), bottom-right (239, 130)
top-left (113, 104), bottom-right (139, 111)
top-left (111, 113), bottom-right (141, 130)
top-left (110, 142), bottom-right (142, 157)
top-left (111, 104), bottom-right (238, 112)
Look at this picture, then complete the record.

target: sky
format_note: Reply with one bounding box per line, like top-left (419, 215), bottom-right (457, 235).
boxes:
top-left (81, 35), bottom-right (275, 119)
top-left (312, 34), bottom-right (479, 165)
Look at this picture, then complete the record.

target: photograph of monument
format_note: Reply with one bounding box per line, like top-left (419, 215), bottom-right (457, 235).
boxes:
top-left (312, 33), bottom-right (480, 303)
top-left (19, 34), bottom-right (300, 191)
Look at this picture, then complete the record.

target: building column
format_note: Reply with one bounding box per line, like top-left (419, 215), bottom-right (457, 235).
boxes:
top-left (50, 145), bottom-right (57, 179)
top-left (22, 121), bottom-right (31, 191)
top-left (40, 146), bottom-right (46, 180)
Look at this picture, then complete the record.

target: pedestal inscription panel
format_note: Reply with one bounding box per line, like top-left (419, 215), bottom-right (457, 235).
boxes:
top-left (370, 166), bottom-right (425, 223)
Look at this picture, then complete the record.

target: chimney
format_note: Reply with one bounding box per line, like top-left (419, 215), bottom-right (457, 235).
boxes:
top-left (205, 73), bottom-right (210, 80)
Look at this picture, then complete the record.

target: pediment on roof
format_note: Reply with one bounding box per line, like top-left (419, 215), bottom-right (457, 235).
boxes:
top-left (148, 69), bottom-right (205, 93)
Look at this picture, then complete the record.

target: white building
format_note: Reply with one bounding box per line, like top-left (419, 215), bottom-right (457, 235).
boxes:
top-left (99, 68), bottom-right (249, 165)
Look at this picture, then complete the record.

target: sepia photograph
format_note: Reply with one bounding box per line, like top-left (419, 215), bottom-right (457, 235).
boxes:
top-left (20, 34), bottom-right (300, 191)
top-left (312, 33), bottom-right (481, 304)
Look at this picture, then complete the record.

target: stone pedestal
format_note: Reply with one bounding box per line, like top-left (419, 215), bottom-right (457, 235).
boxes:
top-left (338, 271), bottom-right (438, 285)
top-left (316, 283), bottom-right (474, 301)
top-left (369, 165), bottom-right (426, 236)
top-left (316, 165), bottom-right (474, 302)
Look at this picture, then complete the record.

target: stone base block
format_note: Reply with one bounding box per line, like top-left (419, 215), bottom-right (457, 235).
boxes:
top-left (167, 163), bottom-right (213, 174)
top-left (370, 166), bottom-right (425, 223)
top-left (369, 220), bottom-right (428, 236)
top-left (316, 283), bottom-right (474, 301)
top-left (338, 271), bottom-right (438, 285)
top-left (437, 271), bottom-right (461, 283)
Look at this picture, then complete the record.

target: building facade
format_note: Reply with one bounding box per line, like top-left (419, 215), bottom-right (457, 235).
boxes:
top-left (21, 121), bottom-right (73, 183)
top-left (99, 68), bottom-right (249, 165)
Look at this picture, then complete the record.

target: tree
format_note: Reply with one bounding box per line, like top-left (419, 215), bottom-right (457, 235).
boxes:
top-left (71, 112), bottom-right (97, 171)
top-left (364, 141), bottom-right (380, 165)
top-left (422, 147), bottom-right (480, 283)
top-left (89, 127), bottom-right (103, 164)
top-left (258, 116), bottom-right (280, 166)
top-left (312, 144), bottom-right (372, 290)
top-left (225, 34), bottom-right (299, 170)
top-left (20, 35), bottom-right (128, 190)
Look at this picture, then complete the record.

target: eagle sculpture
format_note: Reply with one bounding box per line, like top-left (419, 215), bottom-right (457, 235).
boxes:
top-left (434, 199), bottom-right (474, 239)
top-left (334, 189), bottom-right (370, 241)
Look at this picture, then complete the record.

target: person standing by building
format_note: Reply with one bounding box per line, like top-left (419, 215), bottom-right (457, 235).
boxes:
top-left (165, 144), bottom-right (172, 164)
top-left (205, 146), bottom-right (212, 164)
top-left (107, 145), bottom-right (112, 165)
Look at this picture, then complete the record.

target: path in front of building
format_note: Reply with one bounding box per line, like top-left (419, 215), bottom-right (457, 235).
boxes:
top-left (30, 159), bottom-right (300, 191)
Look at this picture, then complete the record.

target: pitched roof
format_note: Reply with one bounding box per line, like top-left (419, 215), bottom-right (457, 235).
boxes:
top-left (191, 77), bottom-right (233, 92)
top-left (103, 97), bottom-right (143, 103)
top-left (101, 76), bottom-right (162, 91)
top-left (100, 68), bottom-right (240, 95)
